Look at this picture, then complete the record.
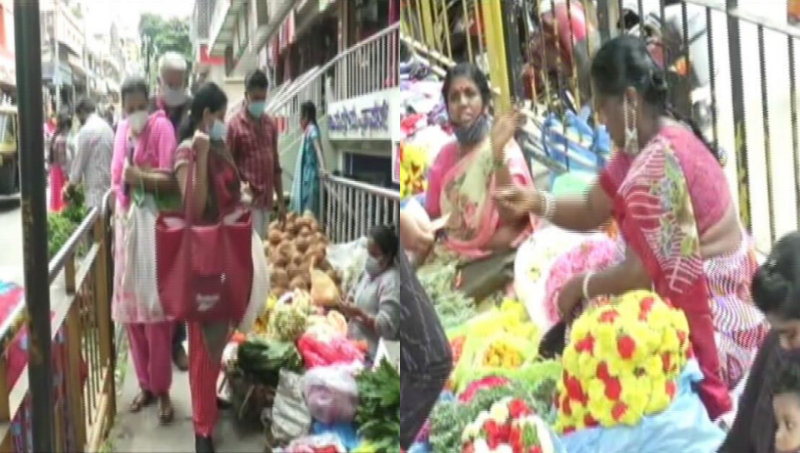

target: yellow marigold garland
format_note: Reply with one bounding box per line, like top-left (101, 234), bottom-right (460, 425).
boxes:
top-left (554, 290), bottom-right (691, 434)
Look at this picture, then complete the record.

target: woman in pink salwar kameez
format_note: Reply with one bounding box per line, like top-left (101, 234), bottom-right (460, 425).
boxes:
top-left (48, 112), bottom-right (71, 212)
top-left (111, 77), bottom-right (179, 424)
top-left (405, 62), bottom-right (537, 262)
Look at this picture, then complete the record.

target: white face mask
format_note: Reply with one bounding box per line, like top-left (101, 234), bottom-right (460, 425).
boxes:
top-left (127, 111), bottom-right (148, 134)
top-left (161, 86), bottom-right (187, 107)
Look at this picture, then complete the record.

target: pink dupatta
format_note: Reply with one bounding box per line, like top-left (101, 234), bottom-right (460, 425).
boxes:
top-left (427, 139), bottom-right (536, 258)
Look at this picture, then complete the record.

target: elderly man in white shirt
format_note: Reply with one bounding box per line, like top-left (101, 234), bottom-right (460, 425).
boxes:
top-left (68, 97), bottom-right (115, 210)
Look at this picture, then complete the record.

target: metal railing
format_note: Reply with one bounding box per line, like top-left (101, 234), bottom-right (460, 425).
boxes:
top-left (266, 23), bottom-right (402, 227)
top-left (269, 23), bottom-right (400, 145)
top-left (0, 201), bottom-right (115, 452)
top-left (332, 24), bottom-right (400, 102)
top-left (402, 0), bottom-right (800, 253)
top-left (320, 174), bottom-right (401, 244)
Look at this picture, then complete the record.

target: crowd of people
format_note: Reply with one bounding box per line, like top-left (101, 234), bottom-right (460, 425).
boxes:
top-left (398, 35), bottom-right (800, 453)
top-left (40, 49), bottom-right (355, 452)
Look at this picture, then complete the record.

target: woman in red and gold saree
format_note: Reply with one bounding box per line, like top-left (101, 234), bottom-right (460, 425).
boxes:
top-left (495, 36), bottom-right (768, 420)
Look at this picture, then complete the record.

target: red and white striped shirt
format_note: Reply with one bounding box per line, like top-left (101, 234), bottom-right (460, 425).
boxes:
top-left (226, 110), bottom-right (281, 209)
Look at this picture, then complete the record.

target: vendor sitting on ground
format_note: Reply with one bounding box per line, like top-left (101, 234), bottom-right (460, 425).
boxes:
top-left (339, 225), bottom-right (400, 359)
top-left (400, 62), bottom-right (536, 262)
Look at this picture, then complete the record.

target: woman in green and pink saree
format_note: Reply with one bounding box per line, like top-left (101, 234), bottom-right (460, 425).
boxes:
top-left (406, 62), bottom-right (537, 263)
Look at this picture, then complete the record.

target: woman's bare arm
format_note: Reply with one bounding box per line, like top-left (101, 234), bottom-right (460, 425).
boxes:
top-left (135, 170), bottom-right (179, 194)
top-left (175, 148), bottom-right (209, 216)
top-left (312, 138), bottom-right (327, 172)
top-left (550, 183), bottom-right (614, 232)
top-left (586, 247), bottom-right (651, 298)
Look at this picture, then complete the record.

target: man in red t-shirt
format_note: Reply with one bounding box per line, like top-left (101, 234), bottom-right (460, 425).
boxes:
top-left (226, 69), bottom-right (285, 238)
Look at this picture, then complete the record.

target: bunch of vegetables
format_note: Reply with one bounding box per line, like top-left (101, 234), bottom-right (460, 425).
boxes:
top-left (234, 338), bottom-right (303, 387)
top-left (417, 262), bottom-right (476, 328)
top-left (355, 359), bottom-right (401, 453)
top-left (266, 212), bottom-right (342, 296)
top-left (48, 185), bottom-right (88, 259)
top-left (268, 290), bottom-right (316, 342)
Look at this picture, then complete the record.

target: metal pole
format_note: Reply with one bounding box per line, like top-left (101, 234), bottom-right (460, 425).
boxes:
top-left (53, 0), bottom-right (59, 113)
top-left (726, 0), bottom-right (751, 231)
top-left (14, 1), bottom-right (54, 451)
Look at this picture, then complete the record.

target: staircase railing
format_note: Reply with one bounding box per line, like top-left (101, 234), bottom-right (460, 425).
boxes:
top-left (267, 23), bottom-right (401, 238)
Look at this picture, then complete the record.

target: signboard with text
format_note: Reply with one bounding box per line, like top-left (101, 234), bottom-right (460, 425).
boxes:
top-left (327, 88), bottom-right (400, 142)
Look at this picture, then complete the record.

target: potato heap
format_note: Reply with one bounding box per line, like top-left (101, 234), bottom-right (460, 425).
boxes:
top-left (265, 212), bottom-right (343, 297)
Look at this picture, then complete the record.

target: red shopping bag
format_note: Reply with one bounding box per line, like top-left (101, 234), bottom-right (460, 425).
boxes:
top-left (155, 148), bottom-right (253, 323)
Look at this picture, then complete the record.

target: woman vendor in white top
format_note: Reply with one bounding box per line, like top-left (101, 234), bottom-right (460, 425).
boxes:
top-left (339, 225), bottom-right (401, 359)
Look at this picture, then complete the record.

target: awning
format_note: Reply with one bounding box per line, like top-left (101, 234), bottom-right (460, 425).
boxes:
top-left (67, 54), bottom-right (86, 78)
top-left (208, 0), bottom-right (248, 57)
top-left (251, 0), bottom-right (297, 54)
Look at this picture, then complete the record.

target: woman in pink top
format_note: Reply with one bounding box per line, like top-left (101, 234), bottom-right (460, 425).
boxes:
top-left (408, 62), bottom-right (537, 261)
top-left (48, 111), bottom-right (71, 212)
top-left (111, 77), bottom-right (179, 424)
top-left (497, 36), bottom-right (768, 420)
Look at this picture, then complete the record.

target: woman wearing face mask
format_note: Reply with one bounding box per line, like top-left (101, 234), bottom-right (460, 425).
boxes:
top-left (495, 36), bottom-right (767, 420)
top-left (720, 232), bottom-right (800, 453)
top-left (173, 82), bottom-right (243, 453)
top-left (339, 225), bottom-right (401, 360)
top-left (399, 62), bottom-right (536, 261)
top-left (289, 101), bottom-right (327, 218)
top-left (110, 76), bottom-right (180, 424)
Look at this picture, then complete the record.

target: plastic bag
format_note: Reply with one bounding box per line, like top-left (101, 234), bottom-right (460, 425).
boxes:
top-left (301, 364), bottom-right (360, 424)
top-left (283, 433), bottom-right (346, 453)
top-left (312, 421), bottom-right (360, 451)
top-left (326, 238), bottom-right (369, 294)
top-left (560, 361), bottom-right (725, 453)
top-left (298, 333), bottom-right (364, 369)
top-left (271, 370), bottom-right (312, 443)
top-left (310, 259), bottom-right (340, 307)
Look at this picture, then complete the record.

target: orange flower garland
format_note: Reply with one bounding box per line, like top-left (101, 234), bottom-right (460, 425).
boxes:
top-left (554, 290), bottom-right (691, 433)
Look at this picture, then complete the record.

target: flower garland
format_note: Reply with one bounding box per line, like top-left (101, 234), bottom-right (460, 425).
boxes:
top-left (399, 142), bottom-right (428, 198)
top-left (554, 290), bottom-right (691, 433)
top-left (462, 398), bottom-right (554, 453)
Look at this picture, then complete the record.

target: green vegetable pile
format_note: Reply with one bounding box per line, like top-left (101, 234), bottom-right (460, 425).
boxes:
top-left (429, 375), bottom-right (560, 452)
top-left (355, 359), bottom-right (401, 453)
top-left (417, 262), bottom-right (476, 329)
top-left (268, 293), bottom-right (314, 342)
top-left (235, 338), bottom-right (303, 388)
top-left (48, 185), bottom-right (87, 259)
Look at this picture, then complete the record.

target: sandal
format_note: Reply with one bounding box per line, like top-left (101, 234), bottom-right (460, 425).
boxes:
top-left (158, 395), bottom-right (175, 425)
top-left (130, 390), bottom-right (154, 413)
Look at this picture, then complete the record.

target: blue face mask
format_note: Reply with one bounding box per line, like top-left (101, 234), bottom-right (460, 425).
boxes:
top-left (209, 120), bottom-right (226, 141)
top-left (248, 101), bottom-right (266, 118)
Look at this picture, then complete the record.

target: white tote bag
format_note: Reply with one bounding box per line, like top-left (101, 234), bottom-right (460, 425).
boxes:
top-left (121, 193), bottom-right (163, 318)
top-left (238, 229), bottom-right (270, 333)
